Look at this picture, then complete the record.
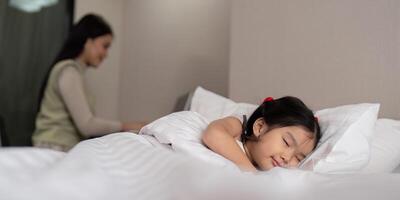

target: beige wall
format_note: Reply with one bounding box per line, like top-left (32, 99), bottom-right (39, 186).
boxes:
top-left (229, 0), bottom-right (400, 119)
top-left (75, 0), bottom-right (400, 121)
top-left (119, 0), bottom-right (231, 121)
top-left (75, 0), bottom-right (230, 121)
top-left (75, 0), bottom-right (124, 120)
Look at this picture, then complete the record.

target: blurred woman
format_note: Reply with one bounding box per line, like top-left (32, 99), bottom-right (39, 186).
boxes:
top-left (32, 14), bottom-right (145, 151)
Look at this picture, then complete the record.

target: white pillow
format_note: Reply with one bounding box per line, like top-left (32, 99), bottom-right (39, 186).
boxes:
top-left (190, 86), bottom-right (257, 121)
top-left (361, 119), bottom-right (400, 173)
top-left (190, 86), bottom-right (380, 173)
top-left (299, 103), bottom-right (380, 173)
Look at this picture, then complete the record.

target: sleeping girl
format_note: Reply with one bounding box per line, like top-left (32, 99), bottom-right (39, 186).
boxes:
top-left (202, 96), bottom-right (321, 172)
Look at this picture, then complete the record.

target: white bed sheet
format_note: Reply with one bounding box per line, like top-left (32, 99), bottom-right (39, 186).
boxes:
top-left (1, 132), bottom-right (400, 200)
top-left (393, 164), bottom-right (400, 173)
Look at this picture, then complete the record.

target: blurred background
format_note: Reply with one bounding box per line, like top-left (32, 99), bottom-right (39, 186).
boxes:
top-left (1, 0), bottom-right (399, 146)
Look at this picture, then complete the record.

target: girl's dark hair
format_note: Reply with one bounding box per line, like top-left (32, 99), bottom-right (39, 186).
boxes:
top-left (241, 96), bottom-right (321, 149)
top-left (37, 14), bottom-right (113, 112)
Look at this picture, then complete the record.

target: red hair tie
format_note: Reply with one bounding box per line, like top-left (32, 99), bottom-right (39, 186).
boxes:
top-left (263, 97), bottom-right (274, 103)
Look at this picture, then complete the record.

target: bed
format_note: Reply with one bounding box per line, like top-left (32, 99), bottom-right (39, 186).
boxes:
top-left (1, 86), bottom-right (400, 200)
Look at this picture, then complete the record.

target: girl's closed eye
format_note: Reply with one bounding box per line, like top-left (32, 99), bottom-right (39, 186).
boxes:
top-left (282, 138), bottom-right (289, 147)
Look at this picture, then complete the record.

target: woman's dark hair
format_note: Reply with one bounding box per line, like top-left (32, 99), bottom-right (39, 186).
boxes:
top-left (53, 13), bottom-right (113, 63)
top-left (241, 96), bottom-right (321, 149)
top-left (37, 14), bottom-right (113, 112)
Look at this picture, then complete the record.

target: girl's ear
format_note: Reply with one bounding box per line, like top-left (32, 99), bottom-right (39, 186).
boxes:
top-left (253, 118), bottom-right (268, 138)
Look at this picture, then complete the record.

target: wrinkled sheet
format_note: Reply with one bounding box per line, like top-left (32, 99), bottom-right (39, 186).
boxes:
top-left (1, 132), bottom-right (400, 200)
top-left (138, 111), bottom-right (240, 170)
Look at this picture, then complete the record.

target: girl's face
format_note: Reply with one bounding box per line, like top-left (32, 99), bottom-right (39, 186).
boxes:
top-left (82, 34), bottom-right (113, 67)
top-left (245, 118), bottom-right (316, 171)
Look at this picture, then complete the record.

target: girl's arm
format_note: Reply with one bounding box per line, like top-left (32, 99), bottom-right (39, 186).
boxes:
top-left (202, 117), bottom-right (257, 172)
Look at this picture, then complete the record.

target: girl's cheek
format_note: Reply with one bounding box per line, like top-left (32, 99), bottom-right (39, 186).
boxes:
top-left (289, 159), bottom-right (299, 167)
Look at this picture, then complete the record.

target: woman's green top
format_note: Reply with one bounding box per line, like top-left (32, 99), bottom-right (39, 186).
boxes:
top-left (32, 60), bottom-right (94, 150)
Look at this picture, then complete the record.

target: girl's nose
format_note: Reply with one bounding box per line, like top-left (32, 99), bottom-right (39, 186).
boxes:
top-left (281, 149), bottom-right (295, 164)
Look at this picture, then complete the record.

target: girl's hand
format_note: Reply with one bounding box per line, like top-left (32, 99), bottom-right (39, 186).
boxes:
top-left (238, 163), bottom-right (258, 172)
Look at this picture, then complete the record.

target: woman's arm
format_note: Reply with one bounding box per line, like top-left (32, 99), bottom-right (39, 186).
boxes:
top-left (58, 67), bottom-right (122, 137)
top-left (202, 116), bottom-right (257, 172)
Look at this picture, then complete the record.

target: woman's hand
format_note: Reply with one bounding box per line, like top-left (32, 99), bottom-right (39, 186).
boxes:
top-left (121, 121), bottom-right (148, 133)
